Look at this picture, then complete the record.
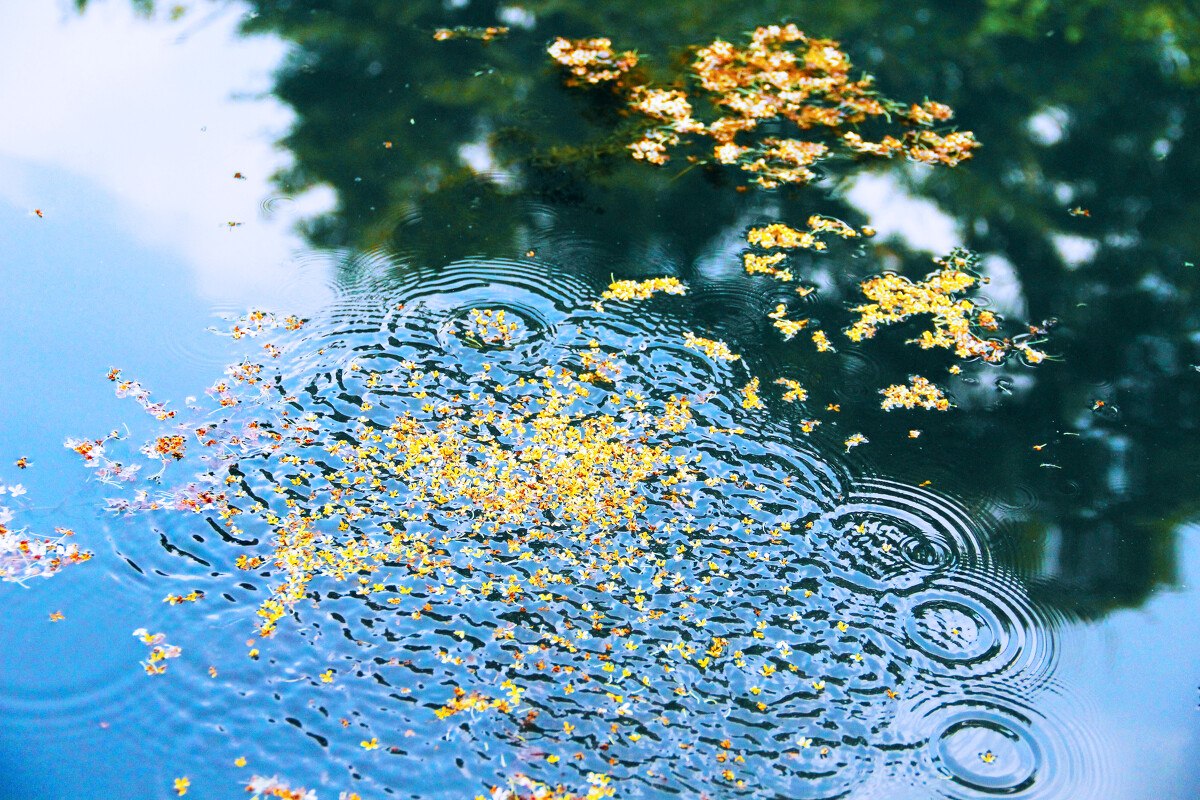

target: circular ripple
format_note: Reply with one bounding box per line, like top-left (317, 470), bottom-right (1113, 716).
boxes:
top-left (984, 481), bottom-right (1040, 515)
top-left (829, 346), bottom-right (885, 404)
top-left (816, 479), bottom-right (993, 590)
top-left (881, 688), bottom-right (1112, 800)
top-left (258, 194), bottom-right (294, 217)
top-left (898, 572), bottom-right (1059, 690)
top-left (904, 592), bottom-right (999, 664)
top-left (932, 710), bottom-right (1041, 793)
top-left (437, 302), bottom-right (549, 353)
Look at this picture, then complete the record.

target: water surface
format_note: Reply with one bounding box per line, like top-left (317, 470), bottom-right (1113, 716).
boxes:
top-left (2, 2), bottom-right (1200, 799)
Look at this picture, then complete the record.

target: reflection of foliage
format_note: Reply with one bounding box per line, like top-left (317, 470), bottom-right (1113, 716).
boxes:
top-left (84, 0), bottom-right (1200, 619)
top-left (978, 0), bottom-right (1200, 83)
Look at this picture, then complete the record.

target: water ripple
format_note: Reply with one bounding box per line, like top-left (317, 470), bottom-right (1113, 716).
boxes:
top-left (68, 253), bottom-right (1098, 799)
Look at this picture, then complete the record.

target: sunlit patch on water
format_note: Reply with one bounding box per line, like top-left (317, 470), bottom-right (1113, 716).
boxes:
top-left (64, 253), bottom-right (1099, 799)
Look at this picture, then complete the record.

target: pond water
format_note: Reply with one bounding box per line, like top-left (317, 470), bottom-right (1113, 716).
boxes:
top-left (2, 2), bottom-right (1200, 799)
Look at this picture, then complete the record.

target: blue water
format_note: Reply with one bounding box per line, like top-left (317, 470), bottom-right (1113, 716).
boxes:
top-left (3, 3), bottom-right (1200, 799)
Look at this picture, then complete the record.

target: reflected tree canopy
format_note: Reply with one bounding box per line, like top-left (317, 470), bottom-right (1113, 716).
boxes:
top-left (81, 0), bottom-right (1200, 618)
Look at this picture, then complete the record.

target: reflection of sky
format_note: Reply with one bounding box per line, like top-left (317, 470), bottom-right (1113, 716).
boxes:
top-left (0, 8), bottom-right (330, 796)
top-left (0, 0), bottom-right (334, 308)
top-left (1067, 521), bottom-right (1200, 799)
top-left (842, 170), bottom-right (961, 255)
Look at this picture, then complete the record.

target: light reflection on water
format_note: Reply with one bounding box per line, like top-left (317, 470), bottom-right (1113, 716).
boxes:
top-left (27, 249), bottom-right (1105, 799)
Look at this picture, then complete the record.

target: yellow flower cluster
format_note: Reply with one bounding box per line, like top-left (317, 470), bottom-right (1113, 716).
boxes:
top-left (744, 253), bottom-right (793, 281)
top-left (811, 330), bottom-right (836, 353)
top-left (740, 378), bottom-right (764, 409)
top-left (742, 218), bottom-right (861, 332)
top-left (579, 346), bottom-right (624, 384)
top-left (133, 628), bottom-right (182, 675)
top-left (746, 223), bottom-right (821, 250)
top-left (87, 272), bottom-right (980, 795)
top-left (880, 376), bottom-right (951, 411)
top-left (773, 378), bottom-right (807, 403)
top-left (435, 688), bottom-right (514, 719)
top-left (747, 216), bottom-right (861, 252)
top-left (682, 332), bottom-right (741, 361)
top-left (767, 304), bottom-right (808, 339)
top-left (464, 308), bottom-right (522, 347)
top-left (598, 277), bottom-right (687, 307)
top-left (807, 216), bottom-right (862, 239)
top-left (248, 363), bottom-right (699, 636)
top-left (628, 130), bottom-right (676, 164)
top-left (847, 250), bottom-right (1047, 364)
top-left (554, 26), bottom-right (979, 186)
top-left (548, 38), bottom-right (638, 85)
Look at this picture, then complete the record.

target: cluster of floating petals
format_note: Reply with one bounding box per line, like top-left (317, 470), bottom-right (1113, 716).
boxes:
top-left (811, 330), bottom-right (836, 353)
top-left (108, 369), bottom-right (177, 420)
top-left (463, 308), bottom-right (522, 347)
top-left (682, 331), bottom-right (741, 361)
top-left (547, 37), bottom-right (638, 85)
top-left (79, 278), bottom-right (964, 797)
top-left (216, 309), bottom-right (305, 340)
top-left (768, 304), bottom-right (808, 338)
top-left (597, 276), bottom-right (686, 306)
top-left (66, 232), bottom-right (1049, 797)
top-left (0, 523), bottom-right (91, 583)
top-left (747, 216), bottom-right (862, 252)
top-left (847, 249), bottom-right (1048, 364)
top-left (65, 434), bottom-right (114, 467)
top-left (432, 26), bottom-right (508, 41)
top-left (245, 775), bottom-right (317, 800)
top-left (578, 345), bottom-right (623, 384)
top-left (774, 378), bottom-right (808, 403)
top-left (554, 26), bottom-right (979, 185)
top-left (740, 378), bottom-right (764, 409)
top-left (745, 252), bottom-right (793, 281)
top-left (245, 359), bottom-right (703, 637)
top-left (141, 434), bottom-right (187, 462)
top-left (133, 628), bottom-right (183, 675)
top-left (486, 772), bottom-right (615, 800)
top-left (1, 482), bottom-right (90, 584)
top-left (880, 375), bottom-right (952, 411)
top-left (743, 217), bottom-right (862, 300)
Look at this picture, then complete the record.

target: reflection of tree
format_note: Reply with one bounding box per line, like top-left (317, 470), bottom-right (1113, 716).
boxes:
top-left (85, 0), bottom-right (1200, 617)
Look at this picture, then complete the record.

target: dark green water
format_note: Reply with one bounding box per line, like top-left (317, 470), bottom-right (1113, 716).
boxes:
top-left (1, 2), bottom-right (1199, 799)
